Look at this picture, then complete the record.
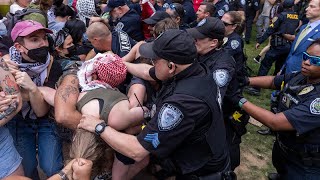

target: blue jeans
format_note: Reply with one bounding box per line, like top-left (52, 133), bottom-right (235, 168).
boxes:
top-left (6, 114), bottom-right (63, 180)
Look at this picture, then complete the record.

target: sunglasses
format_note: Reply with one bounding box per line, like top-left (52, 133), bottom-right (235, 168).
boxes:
top-left (302, 52), bottom-right (320, 66)
top-left (163, 3), bottom-right (176, 11)
top-left (223, 21), bottom-right (235, 26)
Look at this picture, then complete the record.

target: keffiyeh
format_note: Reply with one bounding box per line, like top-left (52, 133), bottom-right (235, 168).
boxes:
top-left (78, 53), bottom-right (127, 92)
top-left (9, 46), bottom-right (51, 119)
top-left (76, 0), bottom-right (99, 26)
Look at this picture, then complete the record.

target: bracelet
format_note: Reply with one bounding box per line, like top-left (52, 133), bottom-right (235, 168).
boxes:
top-left (239, 98), bottom-right (248, 108)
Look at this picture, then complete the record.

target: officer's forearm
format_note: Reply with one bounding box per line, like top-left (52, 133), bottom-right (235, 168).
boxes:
top-left (242, 101), bottom-right (294, 131)
top-left (124, 62), bottom-right (154, 81)
top-left (100, 126), bottom-right (149, 162)
top-left (249, 76), bottom-right (276, 89)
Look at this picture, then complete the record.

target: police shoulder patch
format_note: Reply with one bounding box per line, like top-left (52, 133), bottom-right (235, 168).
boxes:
top-left (158, 103), bottom-right (184, 131)
top-left (231, 40), bottom-right (240, 49)
top-left (224, 5), bottom-right (229, 11)
top-left (241, 0), bottom-right (245, 5)
top-left (254, 1), bottom-right (258, 6)
top-left (213, 69), bottom-right (229, 87)
top-left (218, 9), bottom-right (225, 17)
top-left (310, 98), bottom-right (320, 115)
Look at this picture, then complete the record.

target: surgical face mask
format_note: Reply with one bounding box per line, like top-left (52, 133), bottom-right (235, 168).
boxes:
top-left (66, 45), bottom-right (77, 57)
top-left (23, 45), bottom-right (49, 64)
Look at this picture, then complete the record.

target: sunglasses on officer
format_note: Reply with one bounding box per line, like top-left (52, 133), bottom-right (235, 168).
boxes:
top-left (302, 52), bottom-right (320, 66)
top-left (163, 3), bottom-right (176, 11)
top-left (222, 21), bottom-right (235, 26)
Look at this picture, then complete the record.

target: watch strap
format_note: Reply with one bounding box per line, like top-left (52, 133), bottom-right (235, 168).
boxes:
top-left (58, 170), bottom-right (68, 180)
top-left (95, 121), bottom-right (107, 136)
top-left (239, 98), bottom-right (248, 108)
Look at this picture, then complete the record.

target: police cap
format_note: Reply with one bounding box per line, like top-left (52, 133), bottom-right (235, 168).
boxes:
top-left (139, 29), bottom-right (197, 64)
top-left (186, 17), bottom-right (225, 40)
top-left (283, 0), bottom-right (294, 8)
top-left (105, 0), bottom-right (126, 12)
top-left (143, 11), bottom-right (171, 25)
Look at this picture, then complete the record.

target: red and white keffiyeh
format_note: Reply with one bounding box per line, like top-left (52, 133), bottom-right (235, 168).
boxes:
top-left (78, 53), bottom-right (127, 92)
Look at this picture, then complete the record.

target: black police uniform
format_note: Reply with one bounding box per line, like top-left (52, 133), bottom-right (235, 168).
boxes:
top-left (109, 8), bottom-right (144, 41)
top-left (228, 0), bottom-right (245, 11)
top-left (244, 0), bottom-right (259, 43)
top-left (198, 49), bottom-right (236, 98)
top-left (137, 62), bottom-right (230, 178)
top-left (214, 0), bottom-right (230, 19)
top-left (223, 32), bottom-right (246, 84)
top-left (257, 9), bottom-right (299, 77)
top-left (94, 30), bottom-right (136, 58)
top-left (183, 0), bottom-right (196, 24)
top-left (271, 72), bottom-right (320, 178)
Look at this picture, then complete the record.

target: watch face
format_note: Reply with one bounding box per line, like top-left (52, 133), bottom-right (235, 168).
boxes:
top-left (96, 124), bottom-right (103, 132)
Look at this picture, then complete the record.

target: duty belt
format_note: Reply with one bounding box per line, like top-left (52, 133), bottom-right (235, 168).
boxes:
top-left (277, 138), bottom-right (320, 167)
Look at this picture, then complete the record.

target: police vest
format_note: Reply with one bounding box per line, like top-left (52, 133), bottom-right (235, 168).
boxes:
top-left (277, 10), bottom-right (299, 35)
top-left (168, 67), bottom-right (228, 174)
top-left (278, 73), bottom-right (320, 150)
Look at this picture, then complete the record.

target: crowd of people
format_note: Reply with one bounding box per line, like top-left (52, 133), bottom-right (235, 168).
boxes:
top-left (0, 0), bottom-right (319, 179)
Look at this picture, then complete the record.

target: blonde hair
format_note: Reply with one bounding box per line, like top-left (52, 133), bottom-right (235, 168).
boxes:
top-left (69, 129), bottom-right (114, 177)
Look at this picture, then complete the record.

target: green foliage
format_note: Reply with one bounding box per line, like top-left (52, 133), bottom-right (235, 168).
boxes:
top-left (236, 28), bottom-right (277, 179)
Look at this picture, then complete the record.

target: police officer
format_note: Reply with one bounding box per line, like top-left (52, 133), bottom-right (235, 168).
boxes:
top-left (78, 29), bottom-right (231, 179)
top-left (187, 17), bottom-right (235, 99)
top-left (247, 0), bottom-right (299, 95)
top-left (187, 17), bottom-right (248, 171)
top-left (213, 0), bottom-right (230, 19)
top-left (244, 0), bottom-right (260, 44)
top-left (220, 11), bottom-right (250, 170)
top-left (235, 39), bottom-right (320, 179)
top-left (104, 0), bottom-right (144, 41)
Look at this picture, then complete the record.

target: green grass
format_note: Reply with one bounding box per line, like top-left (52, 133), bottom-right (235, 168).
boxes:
top-left (236, 28), bottom-right (277, 179)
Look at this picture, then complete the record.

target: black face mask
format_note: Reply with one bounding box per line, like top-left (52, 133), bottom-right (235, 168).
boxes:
top-left (66, 45), bottom-right (77, 57)
top-left (23, 46), bottom-right (49, 64)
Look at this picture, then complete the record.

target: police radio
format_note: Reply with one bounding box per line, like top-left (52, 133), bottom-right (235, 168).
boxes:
top-left (134, 93), bottom-right (151, 121)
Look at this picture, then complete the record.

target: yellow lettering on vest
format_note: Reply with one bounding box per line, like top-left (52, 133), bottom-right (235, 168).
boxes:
top-left (287, 14), bottom-right (298, 19)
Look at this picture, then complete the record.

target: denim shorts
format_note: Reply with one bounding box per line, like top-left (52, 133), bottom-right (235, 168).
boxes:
top-left (0, 126), bottom-right (22, 179)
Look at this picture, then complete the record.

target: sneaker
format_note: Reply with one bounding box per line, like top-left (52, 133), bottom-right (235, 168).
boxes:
top-left (245, 87), bottom-right (261, 96)
top-left (257, 128), bottom-right (274, 136)
top-left (268, 172), bottom-right (280, 180)
top-left (253, 56), bottom-right (261, 64)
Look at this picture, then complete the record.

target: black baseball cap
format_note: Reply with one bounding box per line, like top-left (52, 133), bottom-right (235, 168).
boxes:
top-left (143, 11), bottom-right (171, 25)
top-left (186, 17), bottom-right (225, 40)
top-left (139, 29), bottom-right (197, 64)
top-left (104, 0), bottom-right (126, 12)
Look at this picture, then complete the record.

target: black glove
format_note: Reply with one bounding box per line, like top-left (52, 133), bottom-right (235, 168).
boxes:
top-left (238, 76), bottom-right (250, 89)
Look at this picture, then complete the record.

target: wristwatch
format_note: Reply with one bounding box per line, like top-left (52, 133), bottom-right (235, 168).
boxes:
top-left (239, 98), bottom-right (248, 108)
top-left (58, 170), bottom-right (68, 180)
top-left (95, 121), bottom-right (107, 136)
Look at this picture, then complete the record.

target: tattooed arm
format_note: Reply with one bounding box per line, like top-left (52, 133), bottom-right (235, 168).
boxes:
top-left (54, 74), bottom-right (82, 129)
top-left (0, 58), bottom-right (22, 126)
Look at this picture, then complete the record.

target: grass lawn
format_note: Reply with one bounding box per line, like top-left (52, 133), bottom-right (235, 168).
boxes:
top-left (235, 29), bottom-right (277, 179)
